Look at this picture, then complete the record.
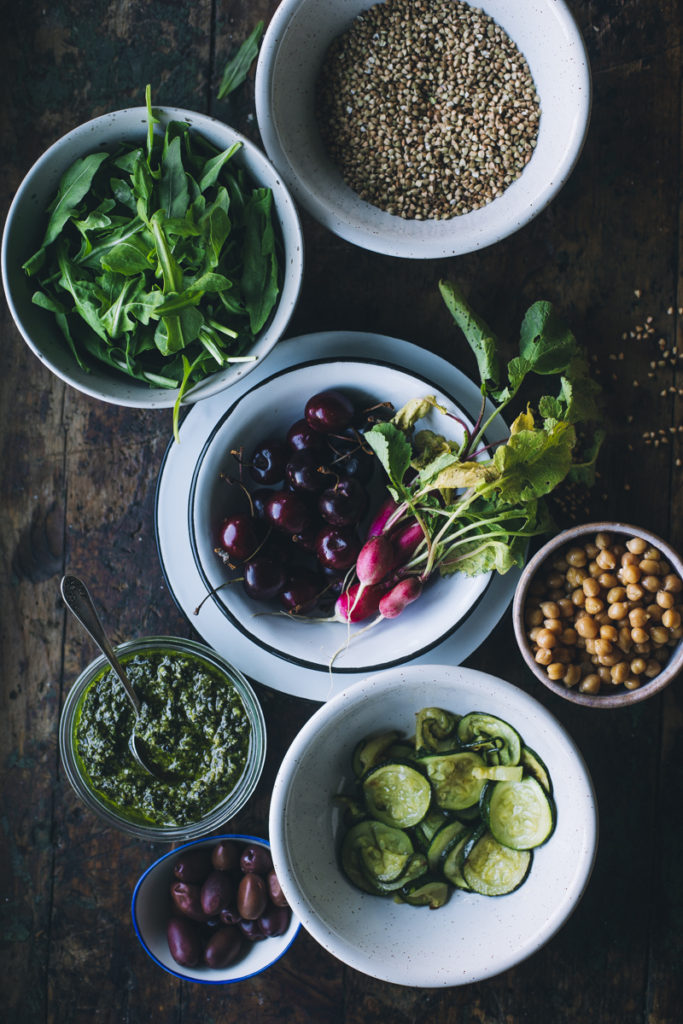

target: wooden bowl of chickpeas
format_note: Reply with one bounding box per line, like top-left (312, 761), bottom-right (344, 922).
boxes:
top-left (512, 523), bottom-right (683, 707)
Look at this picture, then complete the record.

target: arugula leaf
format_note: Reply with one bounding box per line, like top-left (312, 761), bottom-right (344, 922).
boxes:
top-left (160, 134), bottom-right (190, 218)
top-left (42, 151), bottom-right (109, 247)
top-left (217, 22), bottom-right (264, 100)
top-left (241, 187), bottom-right (279, 333)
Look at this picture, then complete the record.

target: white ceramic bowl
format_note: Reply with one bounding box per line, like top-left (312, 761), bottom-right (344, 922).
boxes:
top-left (1, 106), bottom-right (303, 407)
top-left (132, 834), bottom-right (300, 983)
top-left (255, 0), bottom-right (591, 258)
top-left (269, 664), bottom-right (598, 987)
top-left (188, 356), bottom-right (492, 674)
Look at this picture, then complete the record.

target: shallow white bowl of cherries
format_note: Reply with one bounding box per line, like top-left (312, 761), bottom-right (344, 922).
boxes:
top-left (189, 358), bottom-right (491, 673)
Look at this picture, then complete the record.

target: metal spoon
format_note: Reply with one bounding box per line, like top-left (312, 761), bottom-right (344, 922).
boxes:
top-left (60, 575), bottom-right (173, 784)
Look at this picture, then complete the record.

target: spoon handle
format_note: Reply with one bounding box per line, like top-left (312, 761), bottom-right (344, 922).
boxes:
top-left (60, 575), bottom-right (141, 715)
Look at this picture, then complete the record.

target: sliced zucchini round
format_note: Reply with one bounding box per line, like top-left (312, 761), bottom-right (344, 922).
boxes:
top-left (485, 776), bottom-right (556, 850)
top-left (341, 820), bottom-right (414, 891)
top-left (362, 761), bottom-right (432, 828)
top-left (412, 808), bottom-right (450, 851)
top-left (415, 707), bottom-right (460, 753)
top-left (520, 745), bottom-right (553, 794)
top-left (457, 712), bottom-right (522, 766)
top-left (426, 819), bottom-right (470, 871)
top-left (419, 751), bottom-right (486, 810)
top-left (462, 830), bottom-right (532, 896)
top-left (400, 875), bottom-right (450, 909)
top-left (352, 730), bottom-right (402, 778)
top-left (441, 830), bottom-right (474, 890)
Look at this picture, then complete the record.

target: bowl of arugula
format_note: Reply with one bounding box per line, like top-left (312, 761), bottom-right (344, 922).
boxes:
top-left (1, 89), bottom-right (304, 436)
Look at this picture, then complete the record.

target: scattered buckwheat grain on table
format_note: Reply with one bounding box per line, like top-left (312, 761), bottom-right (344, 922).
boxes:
top-left (315, 0), bottom-right (540, 220)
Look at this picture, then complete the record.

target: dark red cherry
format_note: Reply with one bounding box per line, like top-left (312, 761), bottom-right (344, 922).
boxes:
top-left (316, 526), bottom-right (362, 571)
top-left (266, 490), bottom-right (313, 535)
top-left (318, 478), bottom-right (368, 526)
top-left (217, 514), bottom-right (259, 561)
top-left (285, 450), bottom-right (335, 493)
top-left (305, 390), bottom-right (355, 434)
top-left (248, 439), bottom-right (288, 485)
top-left (280, 571), bottom-right (322, 615)
top-left (286, 418), bottom-right (327, 453)
top-left (243, 558), bottom-right (286, 600)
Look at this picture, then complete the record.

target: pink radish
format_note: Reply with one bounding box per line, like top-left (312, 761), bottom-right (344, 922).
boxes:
top-left (355, 534), bottom-right (396, 585)
top-left (366, 496), bottom-right (398, 538)
top-left (335, 582), bottom-right (389, 623)
top-left (378, 578), bottom-right (423, 619)
top-left (389, 519), bottom-right (425, 564)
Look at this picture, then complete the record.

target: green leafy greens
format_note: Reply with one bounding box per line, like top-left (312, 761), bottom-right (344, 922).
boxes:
top-left (217, 21), bottom-right (264, 100)
top-left (23, 85), bottom-right (282, 440)
top-left (362, 282), bottom-right (604, 580)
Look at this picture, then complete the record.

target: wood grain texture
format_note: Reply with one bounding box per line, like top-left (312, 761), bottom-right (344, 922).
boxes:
top-left (1, 1), bottom-right (682, 1021)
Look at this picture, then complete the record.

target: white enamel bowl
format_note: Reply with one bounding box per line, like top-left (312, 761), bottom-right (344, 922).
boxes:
top-left (2, 106), bottom-right (303, 407)
top-left (132, 835), bottom-right (300, 983)
top-left (255, 0), bottom-right (591, 258)
top-left (269, 664), bottom-right (598, 987)
top-left (188, 357), bottom-right (492, 675)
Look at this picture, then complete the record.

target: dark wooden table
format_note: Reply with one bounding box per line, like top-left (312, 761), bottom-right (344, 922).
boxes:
top-left (1, 2), bottom-right (682, 1021)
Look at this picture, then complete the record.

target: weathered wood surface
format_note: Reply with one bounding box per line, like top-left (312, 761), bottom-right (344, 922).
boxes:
top-left (1, 1), bottom-right (681, 1021)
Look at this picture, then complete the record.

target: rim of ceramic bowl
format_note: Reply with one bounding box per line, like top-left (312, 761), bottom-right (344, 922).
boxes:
top-left (255, 0), bottom-right (592, 258)
top-left (186, 355), bottom-right (494, 673)
top-left (1, 106), bottom-right (304, 408)
top-left (512, 522), bottom-right (683, 707)
top-left (131, 834), bottom-right (301, 983)
top-left (58, 636), bottom-right (267, 839)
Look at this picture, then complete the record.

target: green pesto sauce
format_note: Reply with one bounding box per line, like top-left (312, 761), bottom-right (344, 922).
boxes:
top-left (74, 650), bottom-right (250, 827)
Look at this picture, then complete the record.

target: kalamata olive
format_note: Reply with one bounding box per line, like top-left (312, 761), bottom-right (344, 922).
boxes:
top-left (200, 870), bottom-right (235, 917)
top-left (204, 925), bottom-right (243, 968)
top-left (172, 848), bottom-right (212, 884)
top-left (240, 844), bottom-right (273, 875)
top-left (237, 872), bottom-right (268, 920)
top-left (170, 881), bottom-right (208, 922)
top-left (219, 904), bottom-right (242, 925)
top-left (258, 904), bottom-right (291, 937)
top-left (211, 841), bottom-right (240, 873)
top-left (238, 918), bottom-right (266, 942)
top-left (167, 916), bottom-right (203, 967)
top-left (266, 869), bottom-right (289, 908)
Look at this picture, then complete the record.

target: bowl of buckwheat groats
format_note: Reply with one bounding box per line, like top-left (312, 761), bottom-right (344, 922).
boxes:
top-left (512, 523), bottom-right (683, 707)
top-left (255, 0), bottom-right (591, 258)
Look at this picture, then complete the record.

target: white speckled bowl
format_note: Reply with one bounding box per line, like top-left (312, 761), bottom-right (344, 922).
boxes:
top-left (2, 106), bottom-right (303, 407)
top-left (269, 664), bottom-right (598, 986)
top-left (255, 0), bottom-right (591, 258)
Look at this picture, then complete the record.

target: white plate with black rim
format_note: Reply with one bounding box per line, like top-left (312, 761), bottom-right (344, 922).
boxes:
top-left (155, 331), bottom-right (521, 699)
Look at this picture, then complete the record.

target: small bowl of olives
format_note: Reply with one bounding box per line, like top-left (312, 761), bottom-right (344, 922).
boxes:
top-left (512, 522), bottom-right (683, 707)
top-left (131, 834), bottom-right (300, 983)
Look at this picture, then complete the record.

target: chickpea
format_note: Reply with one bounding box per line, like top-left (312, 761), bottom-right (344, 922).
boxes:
top-left (560, 627), bottom-right (578, 646)
top-left (595, 532), bottom-right (612, 550)
top-left (645, 659), bottom-right (662, 678)
top-left (585, 542), bottom-right (599, 559)
top-left (620, 562), bottom-right (641, 583)
top-left (582, 577), bottom-right (600, 598)
top-left (646, 603), bottom-right (663, 622)
top-left (566, 567), bottom-right (588, 588)
top-left (596, 549), bottom-right (617, 570)
top-left (566, 546), bottom-right (587, 567)
top-left (579, 674), bottom-right (601, 694)
top-left (576, 615), bottom-right (598, 639)
top-left (546, 574), bottom-right (565, 591)
top-left (596, 665), bottom-right (612, 683)
top-left (670, 625), bottom-right (683, 641)
top-left (643, 545), bottom-right (661, 561)
top-left (600, 624), bottom-right (619, 642)
top-left (631, 627), bottom-right (649, 645)
top-left (633, 642), bottom-right (652, 656)
top-left (663, 574), bottom-right (683, 594)
top-left (640, 558), bottom-right (661, 576)
top-left (642, 575), bottom-right (660, 593)
top-left (656, 590), bottom-right (675, 610)
top-left (528, 627), bottom-right (542, 642)
top-left (526, 607), bottom-right (544, 627)
top-left (536, 628), bottom-right (557, 649)
top-left (584, 638), bottom-right (597, 655)
top-left (540, 600), bottom-right (561, 619)
top-left (598, 651), bottom-right (620, 667)
top-left (626, 536), bottom-right (647, 554)
top-left (544, 618), bottom-right (564, 635)
top-left (557, 598), bottom-right (574, 618)
top-left (651, 625), bottom-right (670, 645)
top-left (623, 677), bottom-right (642, 691)
top-left (535, 648), bottom-right (553, 666)
top-left (626, 583), bottom-right (645, 602)
top-left (620, 551), bottom-right (640, 568)
top-left (584, 597), bottom-right (605, 615)
top-left (611, 661), bottom-right (630, 684)
top-left (552, 557), bottom-right (569, 572)
top-left (547, 663), bottom-right (565, 681)
top-left (563, 664), bottom-right (582, 687)
top-left (617, 626), bottom-right (634, 653)
top-left (629, 607), bottom-right (649, 628)
top-left (630, 657), bottom-right (647, 675)
top-left (663, 608), bottom-right (682, 630)
top-left (594, 638), bottom-right (613, 658)
top-left (598, 572), bottom-right (619, 589)
top-left (607, 602), bottom-right (629, 621)
top-left (571, 588), bottom-right (586, 607)
top-left (607, 586), bottom-right (627, 604)
top-left (587, 560), bottom-right (602, 578)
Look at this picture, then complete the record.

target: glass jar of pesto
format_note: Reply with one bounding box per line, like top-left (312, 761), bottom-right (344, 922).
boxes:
top-left (59, 636), bottom-right (266, 840)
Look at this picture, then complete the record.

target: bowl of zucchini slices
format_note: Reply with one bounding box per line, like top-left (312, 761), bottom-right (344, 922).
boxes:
top-left (269, 664), bottom-right (598, 987)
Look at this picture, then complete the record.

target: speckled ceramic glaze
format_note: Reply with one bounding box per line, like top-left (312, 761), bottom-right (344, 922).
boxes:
top-left (188, 357), bottom-right (492, 674)
top-left (512, 522), bottom-right (683, 708)
top-left (269, 664), bottom-right (598, 986)
top-left (1, 107), bottom-right (304, 408)
top-left (255, 0), bottom-right (591, 258)
top-left (132, 835), bottom-right (300, 983)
